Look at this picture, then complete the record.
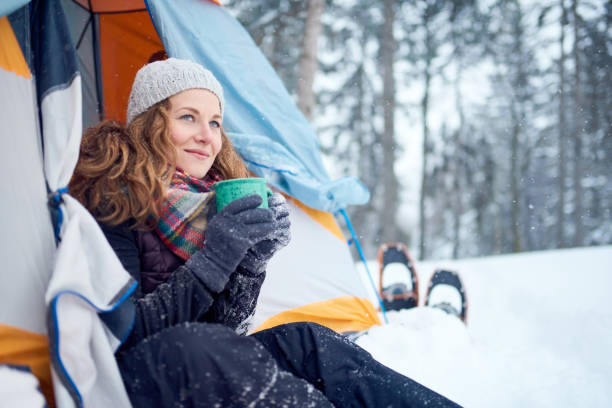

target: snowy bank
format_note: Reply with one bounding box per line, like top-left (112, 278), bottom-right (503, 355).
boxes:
top-left (355, 245), bottom-right (612, 408)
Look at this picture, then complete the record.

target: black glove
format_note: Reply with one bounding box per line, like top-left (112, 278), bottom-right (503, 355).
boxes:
top-left (186, 194), bottom-right (274, 292)
top-left (239, 193), bottom-right (291, 276)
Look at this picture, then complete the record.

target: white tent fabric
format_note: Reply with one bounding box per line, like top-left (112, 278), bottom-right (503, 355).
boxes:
top-left (0, 10), bottom-right (56, 405)
top-left (46, 195), bottom-right (135, 408)
top-left (0, 65), bottom-right (54, 335)
top-left (0, 365), bottom-right (47, 408)
top-left (39, 46), bottom-right (134, 408)
top-left (0, 1), bottom-right (138, 405)
top-left (253, 199), bottom-right (371, 330)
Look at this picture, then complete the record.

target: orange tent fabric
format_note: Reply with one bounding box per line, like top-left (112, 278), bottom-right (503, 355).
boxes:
top-left (72, 0), bottom-right (222, 12)
top-left (72, 0), bottom-right (222, 123)
top-left (99, 11), bottom-right (163, 122)
top-left (0, 17), bottom-right (30, 78)
top-left (0, 324), bottom-right (54, 407)
top-left (254, 296), bottom-right (381, 334)
top-left (72, 0), bottom-right (146, 13)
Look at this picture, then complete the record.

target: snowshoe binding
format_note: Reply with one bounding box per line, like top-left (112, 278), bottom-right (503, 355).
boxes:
top-left (378, 242), bottom-right (419, 312)
top-left (425, 269), bottom-right (468, 323)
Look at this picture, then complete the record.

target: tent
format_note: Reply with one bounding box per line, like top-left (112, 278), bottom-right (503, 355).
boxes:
top-left (0, 0), bottom-right (380, 407)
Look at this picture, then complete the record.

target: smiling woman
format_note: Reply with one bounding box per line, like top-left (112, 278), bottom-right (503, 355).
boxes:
top-left (68, 58), bottom-right (461, 407)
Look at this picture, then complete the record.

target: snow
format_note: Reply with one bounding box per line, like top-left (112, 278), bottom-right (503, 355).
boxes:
top-left (0, 366), bottom-right (46, 408)
top-left (355, 245), bottom-right (612, 408)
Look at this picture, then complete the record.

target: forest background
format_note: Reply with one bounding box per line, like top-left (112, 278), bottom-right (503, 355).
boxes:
top-left (227, 0), bottom-right (611, 260)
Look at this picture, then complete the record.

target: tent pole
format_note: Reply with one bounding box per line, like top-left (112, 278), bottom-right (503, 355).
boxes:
top-left (75, 15), bottom-right (91, 49)
top-left (90, 10), bottom-right (104, 120)
top-left (339, 209), bottom-right (388, 324)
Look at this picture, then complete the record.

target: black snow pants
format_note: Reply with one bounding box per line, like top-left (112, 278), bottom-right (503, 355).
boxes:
top-left (116, 321), bottom-right (461, 408)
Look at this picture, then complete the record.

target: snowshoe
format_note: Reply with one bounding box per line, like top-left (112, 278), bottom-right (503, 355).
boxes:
top-left (378, 242), bottom-right (419, 312)
top-left (425, 269), bottom-right (468, 323)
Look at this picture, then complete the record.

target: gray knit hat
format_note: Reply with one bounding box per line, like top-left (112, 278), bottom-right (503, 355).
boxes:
top-left (126, 58), bottom-right (224, 124)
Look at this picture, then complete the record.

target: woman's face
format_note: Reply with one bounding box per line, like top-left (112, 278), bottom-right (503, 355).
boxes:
top-left (168, 89), bottom-right (223, 179)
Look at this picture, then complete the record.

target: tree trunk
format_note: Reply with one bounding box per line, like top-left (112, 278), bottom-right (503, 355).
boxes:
top-left (418, 24), bottom-right (433, 260)
top-left (452, 47), bottom-right (465, 259)
top-left (571, 0), bottom-right (585, 246)
top-left (452, 146), bottom-right (462, 259)
top-left (297, 0), bottom-right (324, 121)
top-left (509, 1), bottom-right (526, 253)
top-left (351, 61), bottom-right (378, 256)
top-left (380, 0), bottom-right (399, 245)
top-left (557, 0), bottom-right (567, 248)
top-left (511, 113), bottom-right (522, 253)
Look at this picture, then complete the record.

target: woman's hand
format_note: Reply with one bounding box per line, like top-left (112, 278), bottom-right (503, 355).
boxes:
top-left (186, 194), bottom-right (274, 292)
top-left (239, 193), bottom-right (291, 276)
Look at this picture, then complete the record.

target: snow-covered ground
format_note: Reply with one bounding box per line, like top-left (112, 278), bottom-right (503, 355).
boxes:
top-left (355, 245), bottom-right (612, 408)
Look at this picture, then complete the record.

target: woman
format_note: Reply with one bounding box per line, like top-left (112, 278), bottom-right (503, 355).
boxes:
top-left (70, 58), bottom-right (461, 407)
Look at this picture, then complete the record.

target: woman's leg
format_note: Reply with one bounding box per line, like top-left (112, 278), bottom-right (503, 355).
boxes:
top-left (116, 322), bottom-right (333, 407)
top-left (252, 322), bottom-right (462, 408)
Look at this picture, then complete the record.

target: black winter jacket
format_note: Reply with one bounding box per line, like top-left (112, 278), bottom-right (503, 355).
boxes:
top-left (134, 229), bottom-right (184, 295)
top-left (100, 222), bottom-right (266, 350)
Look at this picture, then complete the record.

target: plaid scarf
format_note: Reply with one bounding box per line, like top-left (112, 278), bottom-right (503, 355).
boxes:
top-left (154, 169), bottom-right (223, 260)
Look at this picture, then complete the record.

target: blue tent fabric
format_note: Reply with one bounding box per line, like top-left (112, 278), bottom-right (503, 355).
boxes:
top-left (145, 0), bottom-right (370, 213)
top-left (0, 0), bottom-right (29, 18)
top-left (31, 0), bottom-right (79, 105)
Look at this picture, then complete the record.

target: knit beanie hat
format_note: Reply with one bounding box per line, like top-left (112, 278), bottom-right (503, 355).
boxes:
top-left (126, 57), bottom-right (224, 124)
